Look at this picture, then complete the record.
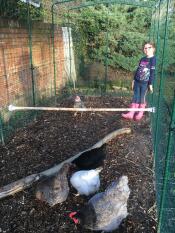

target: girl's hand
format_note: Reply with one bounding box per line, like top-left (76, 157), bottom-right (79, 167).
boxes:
top-left (149, 85), bottom-right (153, 93)
top-left (131, 80), bottom-right (135, 90)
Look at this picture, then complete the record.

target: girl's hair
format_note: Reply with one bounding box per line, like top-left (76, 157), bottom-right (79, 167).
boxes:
top-left (143, 41), bottom-right (156, 49)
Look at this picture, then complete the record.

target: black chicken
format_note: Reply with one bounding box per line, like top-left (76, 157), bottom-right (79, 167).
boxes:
top-left (35, 163), bottom-right (71, 206)
top-left (72, 144), bottom-right (106, 170)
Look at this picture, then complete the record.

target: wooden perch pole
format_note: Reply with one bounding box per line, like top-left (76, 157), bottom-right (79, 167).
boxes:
top-left (0, 127), bottom-right (131, 200)
top-left (8, 105), bottom-right (156, 113)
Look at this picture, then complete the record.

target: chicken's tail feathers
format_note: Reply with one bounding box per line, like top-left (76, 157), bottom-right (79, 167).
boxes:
top-left (105, 175), bottom-right (130, 198)
top-left (117, 176), bottom-right (129, 189)
top-left (95, 166), bottom-right (103, 173)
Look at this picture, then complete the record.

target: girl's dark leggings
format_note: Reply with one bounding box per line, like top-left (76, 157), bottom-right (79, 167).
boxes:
top-left (132, 80), bottom-right (148, 104)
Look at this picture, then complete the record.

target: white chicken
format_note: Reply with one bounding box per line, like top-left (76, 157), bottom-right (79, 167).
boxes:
top-left (69, 175), bottom-right (130, 232)
top-left (70, 167), bottom-right (102, 196)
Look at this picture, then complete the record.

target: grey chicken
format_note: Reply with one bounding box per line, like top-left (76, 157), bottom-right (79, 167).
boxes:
top-left (69, 175), bottom-right (130, 232)
top-left (35, 163), bottom-right (71, 206)
top-left (73, 95), bottom-right (85, 116)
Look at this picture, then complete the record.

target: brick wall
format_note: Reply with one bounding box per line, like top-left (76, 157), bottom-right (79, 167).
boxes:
top-left (0, 19), bottom-right (65, 107)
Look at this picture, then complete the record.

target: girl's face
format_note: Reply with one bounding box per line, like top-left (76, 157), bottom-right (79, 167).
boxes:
top-left (143, 44), bottom-right (155, 58)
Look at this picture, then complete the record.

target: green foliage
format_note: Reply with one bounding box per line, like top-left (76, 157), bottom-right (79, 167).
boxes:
top-left (0, 0), bottom-right (43, 20)
top-left (68, 4), bottom-right (152, 71)
top-left (0, 0), bottom-right (157, 72)
top-left (150, 2), bottom-right (175, 75)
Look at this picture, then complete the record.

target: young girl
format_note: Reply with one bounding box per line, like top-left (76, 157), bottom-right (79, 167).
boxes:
top-left (122, 41), bottom-right (156, 121)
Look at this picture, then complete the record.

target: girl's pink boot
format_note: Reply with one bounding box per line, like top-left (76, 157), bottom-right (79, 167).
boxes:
top-left (122, 103), bottom-right (139, 120)
top-left (134, 103), bottom-right (146, 121)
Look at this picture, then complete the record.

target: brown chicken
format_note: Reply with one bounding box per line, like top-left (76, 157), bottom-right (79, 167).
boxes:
top-left (35, 163), bottom-right (71, 206)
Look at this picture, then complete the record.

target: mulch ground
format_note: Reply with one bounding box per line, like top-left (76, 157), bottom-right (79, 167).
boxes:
top-left (0, 96), bottom-right (157, 233)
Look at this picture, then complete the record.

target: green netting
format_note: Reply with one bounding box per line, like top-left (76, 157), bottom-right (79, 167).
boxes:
top-left (0, 0), bottom-right (58, 141)
top-left (51, 0), bottom-right (154, 97)
top-left (0, 0), bottom-right (175, 232)
top-left (149, 0), bottom-right (175, 232)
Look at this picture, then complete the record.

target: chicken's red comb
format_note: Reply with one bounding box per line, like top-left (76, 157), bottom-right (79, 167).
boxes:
top-left (69, 212), bottom-right (77, 218)
top-left (75, 96), bottom-right (81, 101)
top-left (69, 212), bottom-right (79, 224)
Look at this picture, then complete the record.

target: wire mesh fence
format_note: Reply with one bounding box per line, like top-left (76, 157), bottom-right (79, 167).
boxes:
top-left (0, 0), bottom-right (175, 232)
top-left (0, 0), bottom-right (64, 141)
top-left (150, 0), bottom-right (175, 232)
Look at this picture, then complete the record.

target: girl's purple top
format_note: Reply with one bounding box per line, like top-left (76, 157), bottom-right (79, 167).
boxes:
top-left (134, 56), bottom-right (156, 85)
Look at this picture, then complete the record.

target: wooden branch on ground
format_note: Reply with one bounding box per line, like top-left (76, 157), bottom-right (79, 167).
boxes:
top-left (0, 127), bottom-right (131, 200)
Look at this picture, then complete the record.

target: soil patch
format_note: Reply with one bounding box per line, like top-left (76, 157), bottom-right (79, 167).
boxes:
top-left (0, 96), bottom-right (156, 233)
